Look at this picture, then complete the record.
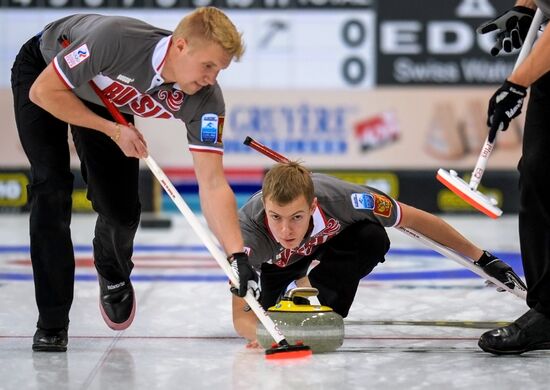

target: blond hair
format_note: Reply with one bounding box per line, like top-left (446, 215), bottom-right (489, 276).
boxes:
top-left (174, 7), bottom-right (245, 61)
top-left (262, 162), bottom-right (314, 206)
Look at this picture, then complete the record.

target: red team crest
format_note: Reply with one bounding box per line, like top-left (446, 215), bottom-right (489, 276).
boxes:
top-left (217, 116), bottom-right (225, 143)
top-left (373, 194), bottom-right (392, 217)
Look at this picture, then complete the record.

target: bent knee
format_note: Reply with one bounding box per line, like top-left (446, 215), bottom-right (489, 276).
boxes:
top-left (97, 203), bottom-right (141, 229)
top-left (357, 223), bottom-right (390, 258)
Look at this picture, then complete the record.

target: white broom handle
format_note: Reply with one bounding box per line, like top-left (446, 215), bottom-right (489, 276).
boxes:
top-left (143, 156), bottom-right (286, 344)
top-left (469, 8), bottom-right (543, 191)
top-left (469, 139), bottom-right (494, 191)
top-left (513, 8), bottom-right (544, 72)
top-left (398, 227), bottom-right (526, 299)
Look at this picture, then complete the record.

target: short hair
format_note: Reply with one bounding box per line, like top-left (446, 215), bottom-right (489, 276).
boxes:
top-left (262, 161), bottom-right (314, 206)
top-left (173, 7), bottom-right (245, 61)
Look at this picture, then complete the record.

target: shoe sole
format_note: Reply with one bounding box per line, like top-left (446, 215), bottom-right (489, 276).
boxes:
top-left (99, 286), bottom-right (136, 331)
top-left (479, 340), bottom-right (550, 355)
top-left (32, 344), bottom-right (67, 352)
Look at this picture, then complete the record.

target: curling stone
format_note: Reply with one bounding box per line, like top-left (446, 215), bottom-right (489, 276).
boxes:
top-left (256, 287), bottom-right (344, 353)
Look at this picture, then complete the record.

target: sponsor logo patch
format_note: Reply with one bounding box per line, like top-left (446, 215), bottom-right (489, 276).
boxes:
top-left (64, 44), bottom-right (90, 69)
top-left (351, 193), bottom-right (375, 210)
top-left (373, 193), bottom-right (392, 217)
top-left (107, 281), bottom-right (126, 290)
top-left (200, 113), bottom-right (219, 143)
top-left (116, 74), bottom-right (135, 84)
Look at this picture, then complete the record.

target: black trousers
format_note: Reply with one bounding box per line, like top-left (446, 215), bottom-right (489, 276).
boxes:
top-left (11, 36), bottom-right (141, 329)
top-left (519, 71), bottom-right (550, 316)
top-left (260, 221), bottom-right (390, 317)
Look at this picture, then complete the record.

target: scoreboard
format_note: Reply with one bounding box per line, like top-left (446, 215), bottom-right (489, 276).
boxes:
top-left (0, 1), bottom-right (519, 89)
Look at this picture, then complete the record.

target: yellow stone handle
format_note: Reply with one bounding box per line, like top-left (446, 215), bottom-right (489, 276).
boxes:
top-left (286, 287), bottom-right (319, 299)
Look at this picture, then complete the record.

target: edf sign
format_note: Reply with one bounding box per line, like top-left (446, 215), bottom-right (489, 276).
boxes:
top-left (376, 0), bottom-right (520, 85)
top-left (380, 21), bottom-right (497, 55)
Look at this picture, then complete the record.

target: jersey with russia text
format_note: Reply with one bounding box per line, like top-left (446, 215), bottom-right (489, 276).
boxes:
top-left (39, 14), bottom-right (225, 154)
top-left (239, 173), bottom-right (402, 269)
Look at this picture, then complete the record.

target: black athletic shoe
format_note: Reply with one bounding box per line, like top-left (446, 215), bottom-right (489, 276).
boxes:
top-left (98, 274), bottom-right (136, 330)
top-left (478, 309), bottom-right (550, 355)
top-left (32, 327), bottom-right (68, 352)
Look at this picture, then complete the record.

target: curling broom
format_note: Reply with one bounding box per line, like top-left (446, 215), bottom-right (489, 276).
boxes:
top-left (58, 36), bottom-right (312, 360)
top-left (436, 9), bottom-right (544, 218)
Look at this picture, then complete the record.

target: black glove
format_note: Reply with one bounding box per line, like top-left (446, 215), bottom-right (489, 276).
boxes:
top-left (477, 6), bottom-right (536, 56)
top-left (229, 252), bottom-right (260, 299)
top-left (476, 251), bottom-right (527, 291)
top-left (487, 79), bottom-right (527, 142)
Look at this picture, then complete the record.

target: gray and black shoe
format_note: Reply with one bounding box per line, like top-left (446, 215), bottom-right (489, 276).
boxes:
top-left (98, 274), bottom-right (136, 331)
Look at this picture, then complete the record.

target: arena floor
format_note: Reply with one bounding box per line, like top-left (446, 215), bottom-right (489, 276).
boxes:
top-left (0, 213), bottom-right (546, 389)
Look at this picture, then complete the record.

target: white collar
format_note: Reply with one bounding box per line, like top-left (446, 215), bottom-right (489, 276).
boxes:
top-left (310, 205), bottom-right (327, 236)
top-left (148, 35), bottom-right (171, 90)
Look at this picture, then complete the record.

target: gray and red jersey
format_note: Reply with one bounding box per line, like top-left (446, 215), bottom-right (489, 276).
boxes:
top-left (239, 173), bottom-right (402, 269)
top-left (39, 14), bottom-right (224, 154)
